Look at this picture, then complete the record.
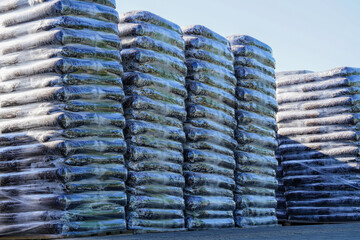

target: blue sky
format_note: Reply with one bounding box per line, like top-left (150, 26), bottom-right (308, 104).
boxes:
top-left (116, 0), bottom-right (360, 72)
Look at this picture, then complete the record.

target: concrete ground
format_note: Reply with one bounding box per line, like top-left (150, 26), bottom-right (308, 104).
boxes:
top-left (72, 223), bottom-right (360, 240)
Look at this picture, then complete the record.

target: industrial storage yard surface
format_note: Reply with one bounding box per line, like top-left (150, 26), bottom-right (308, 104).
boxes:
top-left (72, 223), bottom-right (360, 240)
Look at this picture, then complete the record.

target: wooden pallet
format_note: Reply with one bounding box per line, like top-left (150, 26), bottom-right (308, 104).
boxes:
top-left (283, 221), bottom-right (342, 226)
top-left (0, 235), bottom-right (62, 240)
top-left (0, 230), bottom-right (133, 240)
top-left (132, 228), bottom-right (187, 234)
top-left (91, 229), bottom-right (133, 237)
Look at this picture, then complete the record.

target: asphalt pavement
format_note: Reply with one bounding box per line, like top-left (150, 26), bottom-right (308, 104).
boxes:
top-left (72, 223), bottom-right (360, 240)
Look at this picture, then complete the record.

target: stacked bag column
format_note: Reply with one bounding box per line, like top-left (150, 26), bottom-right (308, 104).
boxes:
top-left (277, 67), bottom-right (360, 223)
top-left (0, 0), bottom-right (127, 237)
top-left (182, 25), bottom-right (237, 229)
top-left (227, 35), bottom-right (278, 227)
top-left (118, 11), bottom-right (187, 232)
top-left (275, 70), bottom-right (313, 224)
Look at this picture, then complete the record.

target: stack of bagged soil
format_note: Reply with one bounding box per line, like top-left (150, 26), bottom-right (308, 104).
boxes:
top-left (118, 11), bottom-right (187, 232)
top-left (227, 35), bottom-right (278, 227)
top-left (277, 67), bottom-right (360, 223)
top-left (276, 70), bottom-right (313, 224)
top-left (0, 0), bottom-right (127, 237)
top-left (182, 25), bottom-right (237, 229)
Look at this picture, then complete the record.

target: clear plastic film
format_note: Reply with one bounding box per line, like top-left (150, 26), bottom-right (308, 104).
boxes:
top-left (0, 0), bottom-right (127, 237)
top-left (228, 35), bottom-right (278, 227)
top-left (182, 25), bottom-right (236, 229)
top-left (276, 67), bottom-right (360, 223)
top-left (119, 11), bottom-right (187, 233)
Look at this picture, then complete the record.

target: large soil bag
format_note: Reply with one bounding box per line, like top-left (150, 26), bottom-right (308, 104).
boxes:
top-left (118, 11), bottom-right (187, 232)
top-left (277, 67), bottom-right (360, 223)
top-left (182, 25), bottom-right (237, 229)
top-left (227, 35), bottom-right (278, 227)
top-left (0, 0), bottom-right (127, 237)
